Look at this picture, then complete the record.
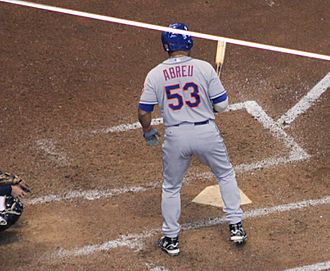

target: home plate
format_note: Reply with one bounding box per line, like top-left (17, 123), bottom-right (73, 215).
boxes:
top-left (192, 185), bottom-right (252, 208)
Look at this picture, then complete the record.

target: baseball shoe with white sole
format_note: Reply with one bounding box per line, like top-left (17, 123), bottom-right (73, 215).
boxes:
top-left (229, 222), bottom-right (247, 244)
top-left (159, 236), bottom-right (180, 256)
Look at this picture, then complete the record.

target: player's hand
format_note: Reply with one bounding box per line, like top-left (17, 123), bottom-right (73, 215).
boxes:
top-left (143, 127), bottom-right (160, 146)
top-left (11, 185), bottom-right (29, 199)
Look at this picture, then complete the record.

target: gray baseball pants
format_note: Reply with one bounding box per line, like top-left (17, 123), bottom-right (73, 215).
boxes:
top-left (161, 120), bottom-right (243, 238)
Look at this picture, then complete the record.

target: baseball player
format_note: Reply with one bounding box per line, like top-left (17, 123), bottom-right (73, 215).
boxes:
top-left (138, 23), bottom-right (247, 256)
top-left (0, 171), bottom-right (30, 199)
top-left (0, 171), bottom-right (30, 230)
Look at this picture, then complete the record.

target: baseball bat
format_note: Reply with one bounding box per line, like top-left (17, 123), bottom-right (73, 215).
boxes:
top-left (215, 40), bottom-right (226, 78)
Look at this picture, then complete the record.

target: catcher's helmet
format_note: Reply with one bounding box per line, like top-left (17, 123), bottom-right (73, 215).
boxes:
top-left (0, 195), bottom-right (24, 231)
top-left (161, 23), bottom-right (193, 53)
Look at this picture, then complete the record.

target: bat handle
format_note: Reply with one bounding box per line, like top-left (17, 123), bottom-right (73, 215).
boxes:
top-left (216, 63), bottom-right (223, 78)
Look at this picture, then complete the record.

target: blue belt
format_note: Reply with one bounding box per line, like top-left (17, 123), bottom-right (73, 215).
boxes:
top-left (173, 120), bottom-right (209, 127)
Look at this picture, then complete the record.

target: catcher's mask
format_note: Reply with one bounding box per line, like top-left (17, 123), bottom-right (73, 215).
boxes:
top-left (0, 195), bottom-right (24, 231)
top-left (161, 23), bottom-right (193, 53)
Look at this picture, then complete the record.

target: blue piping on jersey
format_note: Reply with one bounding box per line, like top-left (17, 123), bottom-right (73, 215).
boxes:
top-left (139, 103), bottom-right (155, 112)
top-left (210, 91), bottom-right (226, 100)
top-left (211, 92), bottom-right (227, 104)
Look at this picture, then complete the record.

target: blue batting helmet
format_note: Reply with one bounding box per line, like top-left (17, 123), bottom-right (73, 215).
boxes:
top-left (161, 23), bottom-right (193, 53)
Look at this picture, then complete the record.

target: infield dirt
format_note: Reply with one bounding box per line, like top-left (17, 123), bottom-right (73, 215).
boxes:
top-left (0, 0), bottom-right (329, 270)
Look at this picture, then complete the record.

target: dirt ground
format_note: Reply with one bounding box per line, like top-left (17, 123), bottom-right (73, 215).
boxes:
top-left (0, 0), bottom-right (329, 270)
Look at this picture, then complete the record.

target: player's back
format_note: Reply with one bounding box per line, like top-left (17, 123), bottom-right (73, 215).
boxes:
top-left (146, 56), bottom-right (226, 127)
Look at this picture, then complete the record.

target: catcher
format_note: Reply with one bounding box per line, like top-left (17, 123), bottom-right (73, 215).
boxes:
top-left (0, 171), bottom-right (31, 231)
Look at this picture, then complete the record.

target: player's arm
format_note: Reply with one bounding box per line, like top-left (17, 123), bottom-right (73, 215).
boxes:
top-left (0, 183), bottom-right (27, 198)
top-left (138, 105), bottom-right (153, 131)
top-left (138, 75), bottom-right (160, 146)
top-left (212, 92), bottom-right (228, 112)
top-left (138, 105), bottom-right (160, 146)
top-left (11, 185), bottom-right (28, 198)
top-left (0, 172), bottom-right (31, 198)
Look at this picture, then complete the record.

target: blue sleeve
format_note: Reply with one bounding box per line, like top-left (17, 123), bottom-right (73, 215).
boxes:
top-left (211, 92), bottom-right (228, 104)
top-left (0, 184), bottom-right (12, 196)
top-left (139, 103), bottom-right (155, 112)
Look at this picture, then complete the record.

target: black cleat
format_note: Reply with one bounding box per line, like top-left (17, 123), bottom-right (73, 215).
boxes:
top-left (159, 236), bottom-right (180, 256)
top-left (229, 222), bottom-right (247, 244)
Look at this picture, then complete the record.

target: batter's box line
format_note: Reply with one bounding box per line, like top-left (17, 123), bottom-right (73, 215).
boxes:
top-left (28, 100), bottom-right (309, 206)
top-left (35, 138), bottom-right (70, 166)
top-left (277, 71), bottom-right (330, 128)
top-left (45, 195), bottom-right (330, 260)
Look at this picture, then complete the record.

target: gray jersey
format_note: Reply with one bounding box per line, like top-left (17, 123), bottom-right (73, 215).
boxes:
top-left (140, 56), bottom-right (227, 127)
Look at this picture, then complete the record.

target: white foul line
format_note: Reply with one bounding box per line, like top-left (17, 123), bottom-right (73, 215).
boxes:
top-left (29, 101), bottom-right (309, 206)
top-left (1, 0), bottom-right (329, 61)
top-left (284, 261), bottom-right (330, 271)
top-left (277, 72), bottom-right (330, 127)
top-left (49, 195), bottom-right (330, 259)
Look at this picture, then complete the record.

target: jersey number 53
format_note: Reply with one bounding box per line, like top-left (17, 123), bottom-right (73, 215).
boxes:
top-left (165, 82), bottom-right (201, 110)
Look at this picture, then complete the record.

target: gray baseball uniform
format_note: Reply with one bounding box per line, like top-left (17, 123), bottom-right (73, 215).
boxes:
top-left (139, 56), bottom-right (243, 238)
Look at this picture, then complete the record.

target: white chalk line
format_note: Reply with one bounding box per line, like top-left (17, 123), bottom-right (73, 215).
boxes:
top-left (277, 72), bottom-right (330, 127)
top-left (284, 261), bottom-right (330, 271)
top-left (50, 229), bottom-right (157, 260)
top-left (26, 180), bottom-right (161, 205)
top-left (1, 0), bottom-right (329, 61)
top-left (28, 101), bottom-right (309, 206)
top-left (183, 195), bottom-right (330, 230)
top-left (145, 262), bottom-right (171, 271)
top-left (35, 100), bottom-right (306, 168)
top-left (48, 195), bottom-right (330, 260)
top-left (35, 118), bottom-right (162, 166)
top-left (91, 118), bottom-right (163, 134)
top-left (91, 103), bottom-right (244, 134)
top-left (35, 139), bottom-right (70, 166)
top-left (0, 1), bottom-right (326, 267)
top-left (265, 0), bottom-right (275, 7)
